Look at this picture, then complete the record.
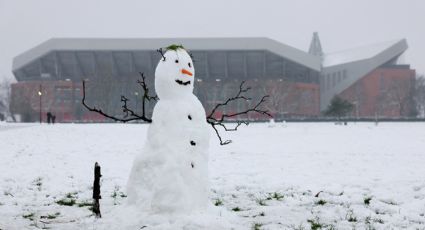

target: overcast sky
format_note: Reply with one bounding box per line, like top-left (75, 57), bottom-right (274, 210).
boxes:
top-left (1, 0), bottom-right (424, 81)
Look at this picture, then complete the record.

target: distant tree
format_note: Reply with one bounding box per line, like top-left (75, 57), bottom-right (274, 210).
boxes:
top-left (414, 74), bottom-right (425, 118)
top-left (386, 77), bottom-right (415, 117)
top-left (323, 96), bottom-right (354, 119)
top-left (0, 78), bottom-right (12, 120)
top-left (260, 80), bottom-right (296, 118)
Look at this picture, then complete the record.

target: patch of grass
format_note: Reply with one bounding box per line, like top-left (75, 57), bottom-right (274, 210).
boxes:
top-left (364, 197), bottom-right (372, 205)
top-left (271, 192), bottom-right (284, 200)
top-left (365, 216), bottom-right (371, 224)
top-left (22, 212), bottom-right (35, 221)
top-left (365, 216), bottom-right (376, 230)
top-left (374, 209), bottom-right (386, 215)
top-left (292, 223), bottom-right (306, 230)
top-left (47, 214), bottom-right (58, 219)
top-left (381, 199), bottom-right (397, 205)
top-left (373, 218), bottom-right (384, 224)
top-left (315, 199), bottom-right (327, 205)
top-left (346, 210), bottom-right (357, 222)
top-left (348, 216), bottom-right (357, 222)
top-left (111, 186), bottom-right (127, 205)
top-left (267, 192), bottom-right (284, 200)
top-left (214, 199), bottom-right (223, 206)
top-left (252, 222), bottom-right (263, 230)
top-left (3, 190), bottom-right (13, 197)
top-left (56, 198), bottom-right (76, 206)
top-left (33, 177), bottom-right (43, 191)
top-left (256, 199), bottom-right (267, 206)
top-left (232, 207), bottom-right (241, 212)
top-left (77, 200), bottom-right (93, 207)
top-left (65, 192), bottom-right (78, 199)
top-left (307, 218), bottom-right (323, 230)
top-left (41, 212), bottom-right (60, 219)
top-left (253, 212), bottom-right (266, 218)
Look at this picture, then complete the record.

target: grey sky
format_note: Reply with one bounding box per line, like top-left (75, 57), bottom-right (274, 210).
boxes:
top-left (1, 0), bottom-right (424, 81)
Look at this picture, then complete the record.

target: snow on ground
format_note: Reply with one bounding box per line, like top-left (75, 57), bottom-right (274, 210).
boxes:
top-left (0, 122), bottom-right (425, 229)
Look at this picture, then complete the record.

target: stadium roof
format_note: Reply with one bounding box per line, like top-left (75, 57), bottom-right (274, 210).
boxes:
top-left (12, 37), bottom-right (321, 72)
top-left (323, 39), bottom-right (408, 67)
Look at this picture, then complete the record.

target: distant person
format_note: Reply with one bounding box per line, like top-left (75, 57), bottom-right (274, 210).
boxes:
top-left (52, 114), bottom-right (56, 124)
top-left (47, 112), bottom-right (52, 124)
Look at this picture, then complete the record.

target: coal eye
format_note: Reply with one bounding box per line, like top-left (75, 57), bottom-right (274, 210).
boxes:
top-left (188, 63), bottom-right (191, 68)
top-left (175, 59), bottom-right (179, 63)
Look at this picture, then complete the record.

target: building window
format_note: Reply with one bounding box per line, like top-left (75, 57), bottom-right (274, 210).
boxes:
top-left (326, 74), bottom-right (331, 90)
top-left (343, 70), bottom-right (347, 80)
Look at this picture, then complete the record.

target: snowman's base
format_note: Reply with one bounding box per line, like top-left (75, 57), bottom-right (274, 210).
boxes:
top-left (99, 204), bottom-right (239, 229)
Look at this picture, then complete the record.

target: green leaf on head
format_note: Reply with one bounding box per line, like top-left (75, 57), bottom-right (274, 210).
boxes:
top-left (166, 44), bottom-right (185, 51)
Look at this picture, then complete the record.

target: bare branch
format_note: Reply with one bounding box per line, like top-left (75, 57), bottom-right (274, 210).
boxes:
top-left (206, 81), bottom-right (272, 145)
top-left (81, 73), bottom-right (157, 123)
top-left (157, 48), bottom-right (166, 61)
top-left (209, 123), bottom-right (232, 145)
top-left (188, 51), bottom-right (196, 62)
top-left (137, 72), bottom-right (158, 118)
top-left (207, 81), bottom-right (252, 119)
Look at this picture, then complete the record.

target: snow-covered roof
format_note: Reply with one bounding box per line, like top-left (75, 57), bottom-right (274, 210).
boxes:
top-left (323, 39), bottom-right (407, 67)
top-left (12, 37), bottom-right (321, 72)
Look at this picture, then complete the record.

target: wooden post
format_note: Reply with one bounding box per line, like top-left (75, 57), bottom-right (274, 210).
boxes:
top-left (93, 162), bottom-right (102, 218)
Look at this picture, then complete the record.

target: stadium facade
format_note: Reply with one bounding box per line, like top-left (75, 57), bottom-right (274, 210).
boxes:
top-left (10, 34), bottom-right (415, 122)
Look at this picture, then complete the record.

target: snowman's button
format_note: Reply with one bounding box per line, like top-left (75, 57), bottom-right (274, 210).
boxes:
top-left (190, 140), bottom-right (196, 146)
top-left (191, 162), bottom-right (195, 168)
top-left (188, 115), bottom-right (192, 120)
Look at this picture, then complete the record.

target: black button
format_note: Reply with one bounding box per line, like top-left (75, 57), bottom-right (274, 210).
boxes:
top-left (188, 115), bottom-right (192, 120)
top-left (190, 141), bottom-right (196, 146)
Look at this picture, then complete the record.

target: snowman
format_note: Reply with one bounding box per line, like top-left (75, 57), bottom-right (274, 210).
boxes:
top-left (126, 45), bottom-right (211, 214)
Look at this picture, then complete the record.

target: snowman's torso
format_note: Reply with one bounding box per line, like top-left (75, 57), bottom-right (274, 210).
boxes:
top-left (127, 94), bottom-right (211, 213)
top-left (148, 96), bottom-right (210, 156)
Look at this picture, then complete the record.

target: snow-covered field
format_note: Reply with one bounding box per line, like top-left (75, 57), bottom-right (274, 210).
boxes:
top-left (1, 122), bottom-right (425, 229)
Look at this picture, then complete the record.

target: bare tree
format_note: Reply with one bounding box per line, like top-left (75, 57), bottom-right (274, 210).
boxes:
top-left (0, 77), bottom-right (13, 119)
top-left (414, 74), bottom-right (425, 118)
top-left (260, 80), bottom-right (313, 118)
top-left (386, 78), bottom-right (413, 117)
top-left (261, 80), bottom-right (289, 116)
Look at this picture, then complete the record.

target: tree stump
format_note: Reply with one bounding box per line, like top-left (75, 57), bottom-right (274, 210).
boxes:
top-left (93, 162), bottom-right (102, 218)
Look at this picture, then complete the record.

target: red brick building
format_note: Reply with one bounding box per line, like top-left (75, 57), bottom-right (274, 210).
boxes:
top-left (314, 32), bottom-right (416, 118)
top-left (339, 67), bottom-right (415, 118)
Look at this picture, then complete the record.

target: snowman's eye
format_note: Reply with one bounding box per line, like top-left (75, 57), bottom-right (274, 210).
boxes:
top-left (175, 59), bottom-right (179, 63)
top-left (188, 63), bottom-right (191, 68)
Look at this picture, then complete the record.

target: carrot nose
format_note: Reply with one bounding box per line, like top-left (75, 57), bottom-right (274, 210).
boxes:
top-left (181, 68), bottom-right (193, 76)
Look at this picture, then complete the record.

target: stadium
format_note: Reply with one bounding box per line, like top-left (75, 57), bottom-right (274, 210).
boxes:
top-left (10, 34), bottom-right (415, 122)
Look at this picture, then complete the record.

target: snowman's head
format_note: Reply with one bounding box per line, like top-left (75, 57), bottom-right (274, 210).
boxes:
top-left (155, 45), bottom-right (195, 100)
